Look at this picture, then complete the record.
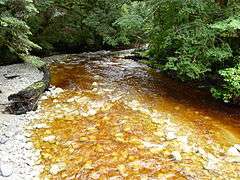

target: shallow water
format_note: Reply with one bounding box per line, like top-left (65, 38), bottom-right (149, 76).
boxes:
top-left (32, 54), bottom-right (240, 179)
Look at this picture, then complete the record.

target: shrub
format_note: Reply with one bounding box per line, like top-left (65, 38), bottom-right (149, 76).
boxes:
top-left (149, 0), bottom-right (240, 103)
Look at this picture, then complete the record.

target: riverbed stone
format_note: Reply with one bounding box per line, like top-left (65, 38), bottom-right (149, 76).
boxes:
top-left (234, 144), bottom-right (240, 151)
top-left (40, 95), bottom-right (48, 100)
top-left (0, 136), bottom-right (9, 144)
top-left (33, 123), bottom-right (49, 129)
top-left (171, 151), bottom-right (182, 161)
top-left (0, 162), bottom-right (14, 177)
top-left (227, 146), bottom-right (240, 157)
top-left (225, 156), bottom-right (240, 163)
top-left (204, 160), bottom-right (219, 171)
top-left (94, 75), bottom-right (101, 80)
top-left (165, 131), bottom-right (177, 140)
top-left (43, 135), bottom-right (56, 143)
top-left (92, 82), bottom-right (98, 87)
top-left (177, 136), bottom-right (188, 144)
top-left (49, 162), bottom-right (66, 175)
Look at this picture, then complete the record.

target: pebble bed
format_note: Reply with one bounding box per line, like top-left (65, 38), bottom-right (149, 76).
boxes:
top-left (0, 113), bottom-right (42, 179)
top-left (0, 63), bottom-right (43, 179)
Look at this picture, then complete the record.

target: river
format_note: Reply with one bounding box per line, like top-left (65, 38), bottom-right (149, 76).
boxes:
top-left (31, 52), bottom-right (240, 179)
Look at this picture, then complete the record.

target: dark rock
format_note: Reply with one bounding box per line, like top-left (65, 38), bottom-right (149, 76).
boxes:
top-left (6, 56), bottom-right (50, 115)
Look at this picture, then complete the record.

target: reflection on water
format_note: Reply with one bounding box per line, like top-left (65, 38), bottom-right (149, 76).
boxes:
top-left (31, 54), bottom-right (240, 179)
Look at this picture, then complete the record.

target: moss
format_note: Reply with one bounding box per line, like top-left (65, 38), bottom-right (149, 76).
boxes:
top-left (26, 81), bottom-right (46, 90)
top-left (20, 55), bottom-right (46, 69)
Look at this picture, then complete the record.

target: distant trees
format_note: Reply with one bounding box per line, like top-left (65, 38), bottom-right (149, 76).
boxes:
top-left (28, 0), bottom-right (133, 53)
top-left (0, 0), bottom-right (40, 57)
top-left (148, 0), bottom-right (240, 104)
top-left (0, 0), bottom-right (239, 104)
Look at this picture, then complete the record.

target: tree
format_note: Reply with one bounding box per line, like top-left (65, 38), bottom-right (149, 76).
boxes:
top-left (28, 0), bottom-right (133, 53)
top-left (148, 0), bottom-right (240, 104)
top-left (0, 0), bottom-right (40, 61)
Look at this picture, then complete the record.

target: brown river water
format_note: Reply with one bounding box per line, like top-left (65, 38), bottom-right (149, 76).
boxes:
top-left (31, 53), bottom-right (240, 179)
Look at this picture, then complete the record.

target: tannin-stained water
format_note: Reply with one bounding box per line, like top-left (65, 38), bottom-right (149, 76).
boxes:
top-left (31, 54), bottom-right (240, 179)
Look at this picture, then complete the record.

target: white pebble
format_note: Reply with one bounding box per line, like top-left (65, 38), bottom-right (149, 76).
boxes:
top-left (43, 135), bottom-right (56, 143)
top-left (33, 123), bottom-right (49, 129)
top-left (0, 162), bottom-right (14, 177)
top-left (40, 96), bottom-right (48, 100)
top-left (227, 147), bottom-right (240, 157)
top-left (165, 131), bottom-right (177, 140)
top-left (234, 144), bottom-right (240, 151)
top-left (49, 162), bottom-right (66, 175)
top-left (171, 151), bottom-right (182, 161)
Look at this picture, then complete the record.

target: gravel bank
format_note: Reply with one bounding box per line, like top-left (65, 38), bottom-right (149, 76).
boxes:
top-left (0, 63), bottom-right (43, 108)
top-left (0, 63), bottom-right (43, 179)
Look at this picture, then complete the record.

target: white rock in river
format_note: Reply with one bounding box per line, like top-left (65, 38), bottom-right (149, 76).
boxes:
top-left (171, 151), bottom-right (182, 161)
top-left (92, 82), bottom-right (98, 87)
top-left (181, 144), bottom-right (192, 153)
top-left (177, 136), bottom-right (188, 144)
top-left (227, 146), bottom-right (240, 157)
top-left (165, 131), bottom-right (177, 140)
top-left (54, 87), bottom-right (64, 94)
top-left (49, 162), bottom-right (66, 175)
top-left (0, 162), bottom-right (13, 177)
top-left (40, 95), bottom-right (48, 100)
top-left (225, 156), bottom-right (240, 163)
top-left (43, 135), bottom-right (56, 143)
top-left (204, 159), bottom-right (219, 171)
top-left (33, 123), bottom-right (49, 129)
top-left (94, 75), bottom-right (101, 80)
top-left (234, 144), bottom-right (240, 151)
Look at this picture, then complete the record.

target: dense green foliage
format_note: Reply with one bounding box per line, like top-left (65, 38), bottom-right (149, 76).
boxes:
top-left (0, 0), bottom-right (240, 104)
top-left (28, 0), bottom-right (135, 53)
top-left (148, 0), bottom-right (240, 104)
top-left (0, 0), bottom-right (40, 55)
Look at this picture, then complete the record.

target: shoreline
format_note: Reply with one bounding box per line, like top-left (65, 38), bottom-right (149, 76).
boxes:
top-left (0, 63), bottom-right (43, 179)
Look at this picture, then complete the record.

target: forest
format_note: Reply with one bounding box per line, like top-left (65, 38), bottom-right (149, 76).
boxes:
top-left (1, 1), bottom-right (240, 179)
top-left (1, 0), bottom-right (240, 104)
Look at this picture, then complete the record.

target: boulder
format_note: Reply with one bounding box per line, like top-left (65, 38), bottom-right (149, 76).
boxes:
top-left (6, 56), bottom-right (50, 115)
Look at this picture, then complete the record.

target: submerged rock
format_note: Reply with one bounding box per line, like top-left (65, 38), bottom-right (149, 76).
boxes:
top-left (43, 135), bottom-right (56, 143)
top-left (92, 82), bottom-right (98, 87)
top-left (165, 131), bottom-right (177, 140)
top-left (227, 146), bottom-right (240, 157)
top-left (49, 162), bottom-right (66, 175)
top-left (204, 160), bottom-right (219, 171)
top-left (234, 144), bottom-right (240, 151)
top-left (171, 151), bottom-right (182, 161)
top-left (225, 156), bottom-right (240, 163)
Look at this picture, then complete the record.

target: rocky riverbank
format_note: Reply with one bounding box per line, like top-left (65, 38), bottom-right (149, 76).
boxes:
top-left (0, 63), bottom-right (43, 179)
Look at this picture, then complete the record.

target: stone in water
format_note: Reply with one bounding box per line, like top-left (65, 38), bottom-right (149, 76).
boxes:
top-left (43, 135), bottom-right (56, 143)
top-left (49, 162), bottom-right (66, 175)
top-left (171, 151), bottom-right (182, 161)
top-left (227, 147), bottom-right (240, 157)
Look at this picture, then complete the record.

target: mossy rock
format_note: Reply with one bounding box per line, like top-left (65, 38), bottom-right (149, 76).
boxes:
top-left (6, 56), bottom-right (50, 114)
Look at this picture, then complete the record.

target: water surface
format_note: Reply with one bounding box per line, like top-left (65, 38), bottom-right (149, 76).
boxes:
top-left (32, 54), bottom-right (240, 179)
